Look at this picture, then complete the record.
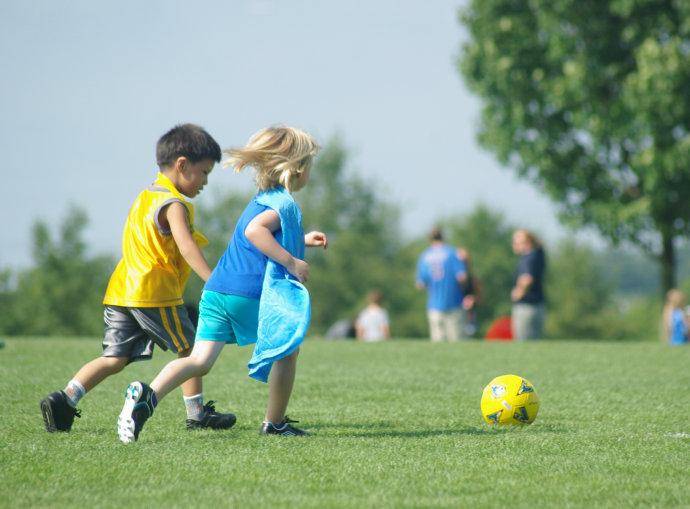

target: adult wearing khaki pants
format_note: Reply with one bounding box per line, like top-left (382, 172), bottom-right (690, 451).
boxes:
top-left (416, 228), bottom-right (467, 342)
top-left (511, 229), bottom-right (546, 340)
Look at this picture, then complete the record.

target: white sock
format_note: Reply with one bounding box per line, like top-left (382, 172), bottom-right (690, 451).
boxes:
top-left (183, 393), bottom-right (205, 421)
top-left (63, 379), bottom-right (86, 408)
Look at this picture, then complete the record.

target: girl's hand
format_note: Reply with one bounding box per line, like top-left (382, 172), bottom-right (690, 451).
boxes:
top-left (305, 231), bottom-right (328, 249)
top-left (287, 257), bottom-right (310, 283)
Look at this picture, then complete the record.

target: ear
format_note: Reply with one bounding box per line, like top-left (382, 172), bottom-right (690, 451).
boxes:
top-left (174, 156), bottom-right (188, 173)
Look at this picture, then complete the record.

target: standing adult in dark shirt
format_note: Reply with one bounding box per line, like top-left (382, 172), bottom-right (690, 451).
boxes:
top-left (510, 229), bottom-right (546, 340)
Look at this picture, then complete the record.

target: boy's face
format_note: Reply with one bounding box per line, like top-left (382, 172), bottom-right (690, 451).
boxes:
top-left (177, 158), bottom-right (214, 198)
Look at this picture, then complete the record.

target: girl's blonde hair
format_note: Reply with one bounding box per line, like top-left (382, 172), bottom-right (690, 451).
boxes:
top-left (224, 126), bottom-right (319, 191)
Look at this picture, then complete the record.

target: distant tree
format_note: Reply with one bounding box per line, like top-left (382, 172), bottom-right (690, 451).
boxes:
top-left (298, 137), bottom-right (426, 337)
top-left (0, 207), bottom-right (113, 336)
top-left (459, 0), bottom-right (690, 295)
top-left (190, 138), bottom-right (427, 337)
top-left (443, 205), bottom-right (516, 333)
top-left (545, 240), bottom-right (614, 338)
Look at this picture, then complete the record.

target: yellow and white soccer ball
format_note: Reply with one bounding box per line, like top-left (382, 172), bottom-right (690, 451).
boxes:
top-left (480, 374), bottom-right (540, 425)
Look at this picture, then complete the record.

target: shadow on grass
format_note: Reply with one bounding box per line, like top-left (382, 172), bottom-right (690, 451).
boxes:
top-left (313, 422), bottom-right (566, 438)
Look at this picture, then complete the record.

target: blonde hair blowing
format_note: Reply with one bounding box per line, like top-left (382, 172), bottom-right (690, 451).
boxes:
top-left (224, 126), bottom-right (319, 191)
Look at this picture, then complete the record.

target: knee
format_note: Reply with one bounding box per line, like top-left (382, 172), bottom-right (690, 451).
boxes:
top-left (189, 356), bottom-right (214, 377)
top-left (103, 356), bottom-right (128, 373)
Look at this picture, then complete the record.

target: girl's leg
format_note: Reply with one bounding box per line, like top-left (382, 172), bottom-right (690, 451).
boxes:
top-left (150, 340), bottom-right (225, 401)
top-left (265, 349), bottom-right (299, 423)
top-left (176, 348), bottom-right (203, 398)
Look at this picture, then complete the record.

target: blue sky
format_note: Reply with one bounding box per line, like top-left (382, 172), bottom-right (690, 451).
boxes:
top-left (0, 0), bottom-right (564, 268)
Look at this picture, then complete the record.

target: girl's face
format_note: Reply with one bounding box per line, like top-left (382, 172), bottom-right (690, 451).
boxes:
top-left (293, 165), bottom-right (311, 192)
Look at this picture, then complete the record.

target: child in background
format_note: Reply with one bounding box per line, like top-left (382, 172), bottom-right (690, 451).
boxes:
top-left (117, 126), bottom-right (327, 442)
top-left (355, 290), bottom-right (390, 342)
top-left (40, 124), bottom-right (235, 433)
top-left (663, 289), bottom-right (689, 345)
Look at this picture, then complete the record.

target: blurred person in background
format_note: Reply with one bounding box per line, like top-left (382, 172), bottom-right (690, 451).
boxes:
top-left (355, 290), bottom-right (390, 342)
top-left (416, 227), bottom-right (467, 342)
top-left (663, 289), bottom-right (688, 345)
top-left (457, 247), bottom-right (480, 337)
top-left (511, 229), bottom-right (546, 340)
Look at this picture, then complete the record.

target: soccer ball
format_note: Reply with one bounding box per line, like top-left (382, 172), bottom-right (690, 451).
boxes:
top-left (480, 374), bottom-right (539, 425)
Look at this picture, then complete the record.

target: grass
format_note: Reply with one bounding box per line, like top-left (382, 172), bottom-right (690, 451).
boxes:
top-left (2, 337), bottom-right (690, 508)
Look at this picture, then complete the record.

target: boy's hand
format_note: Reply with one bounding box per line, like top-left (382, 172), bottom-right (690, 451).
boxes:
top-left (305, 231), bottom-right (328, 249)
top-left (287, 257), bottom-right (310, 283)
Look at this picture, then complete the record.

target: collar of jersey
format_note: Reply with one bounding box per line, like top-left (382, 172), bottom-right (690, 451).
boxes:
top-left (153, 172), bottom-right (187, 201)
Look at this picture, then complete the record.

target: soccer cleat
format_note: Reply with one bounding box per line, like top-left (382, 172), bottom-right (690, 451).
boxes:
top-left (40, 391), bottom-right (81, 432)
top-left (260, 416), bottom-right (309, 436)
top-left (117, 381), bottom-right (156, 444)
top-left (186, 401), bottom-right (237, 431)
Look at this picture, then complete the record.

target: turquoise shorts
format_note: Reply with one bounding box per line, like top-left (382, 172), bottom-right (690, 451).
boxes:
top-left (196, 290), bottom-right (259, 346)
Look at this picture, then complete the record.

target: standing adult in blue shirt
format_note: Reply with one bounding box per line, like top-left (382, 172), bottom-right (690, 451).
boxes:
top-left (511, 229), bottom-right (546, 340)
top-left (416, 227), bottom-right (467, 342)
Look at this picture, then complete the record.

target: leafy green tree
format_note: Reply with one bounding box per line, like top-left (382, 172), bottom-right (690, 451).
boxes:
top-left (190, 138), bottom-right (427, 337)
top-left (459, 0), bottom-right (690, 295)
top-left (299, 137), bottom-right (426, 337)
top-left (0, 207), bottom-right (114, 336)
top-left (545, 240), bottom-right (614, 338)
top-left (443, 205), bottom-right (516, 333)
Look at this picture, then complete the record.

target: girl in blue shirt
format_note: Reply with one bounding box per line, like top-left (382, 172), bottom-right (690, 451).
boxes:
top-left (118, 126), bottom-right (328, 442)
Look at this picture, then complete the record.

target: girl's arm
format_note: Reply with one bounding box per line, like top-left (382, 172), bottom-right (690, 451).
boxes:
top-left (165, 202), bottom-right (212, 281)
top-left (245, 209), bottom-right (309, 283)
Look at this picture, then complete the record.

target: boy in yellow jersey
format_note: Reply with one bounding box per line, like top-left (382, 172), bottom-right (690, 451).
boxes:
top-left (40, 124), bottom-right (235, 433)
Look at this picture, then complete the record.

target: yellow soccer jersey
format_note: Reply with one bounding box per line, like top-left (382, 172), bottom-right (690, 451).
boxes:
top-left (103, 172), bottom-right (208, 307)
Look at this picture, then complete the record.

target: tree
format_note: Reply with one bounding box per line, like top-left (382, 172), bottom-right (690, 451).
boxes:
top-left (459, 0), bottom-right (690, 295)
top-left (443, 205), bottom-right (516, 332)
top-left (0, 206), bottom-right (114, 336)
top-left (545, 240), bottom-right (614, 338)
top-left (298, 137), bottom-right (427, 337)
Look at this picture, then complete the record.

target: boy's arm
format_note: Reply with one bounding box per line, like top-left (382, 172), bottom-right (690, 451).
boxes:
top-left (245, 209), bottom-right (309, 283)
top-left (165, 202), bottom-right (212, 281)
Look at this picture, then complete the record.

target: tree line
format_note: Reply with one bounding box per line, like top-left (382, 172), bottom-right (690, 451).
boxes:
top-left (1, 138), bottom-right (687, 340)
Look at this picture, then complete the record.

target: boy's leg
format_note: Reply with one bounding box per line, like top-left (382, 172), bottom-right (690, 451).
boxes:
top-left (41, 306), bottom-right (148, 433)
top-left (71, 356), bottom-right (129, 393)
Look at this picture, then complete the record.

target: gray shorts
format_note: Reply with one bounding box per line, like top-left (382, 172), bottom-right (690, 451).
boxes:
top-left (102, 305), bottom-right (195, 362)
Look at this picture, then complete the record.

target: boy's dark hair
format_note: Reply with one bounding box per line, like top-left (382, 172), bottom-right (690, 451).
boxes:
top-left (156, 124), bottom-right (222, 167)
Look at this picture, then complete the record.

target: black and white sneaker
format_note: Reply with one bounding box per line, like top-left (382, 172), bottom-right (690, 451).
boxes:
top-left (186, 401), bottom-right (237, 431)
top-left (117, 381), bottom-right (156, 444)
top-left (40, 391), bottom-right (81, 432)
top-left (260, 416), bottom-right (309, 436)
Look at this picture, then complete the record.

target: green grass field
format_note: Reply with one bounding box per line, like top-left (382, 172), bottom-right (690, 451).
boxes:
top-left (2, 338), bottom-right (690, 508)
